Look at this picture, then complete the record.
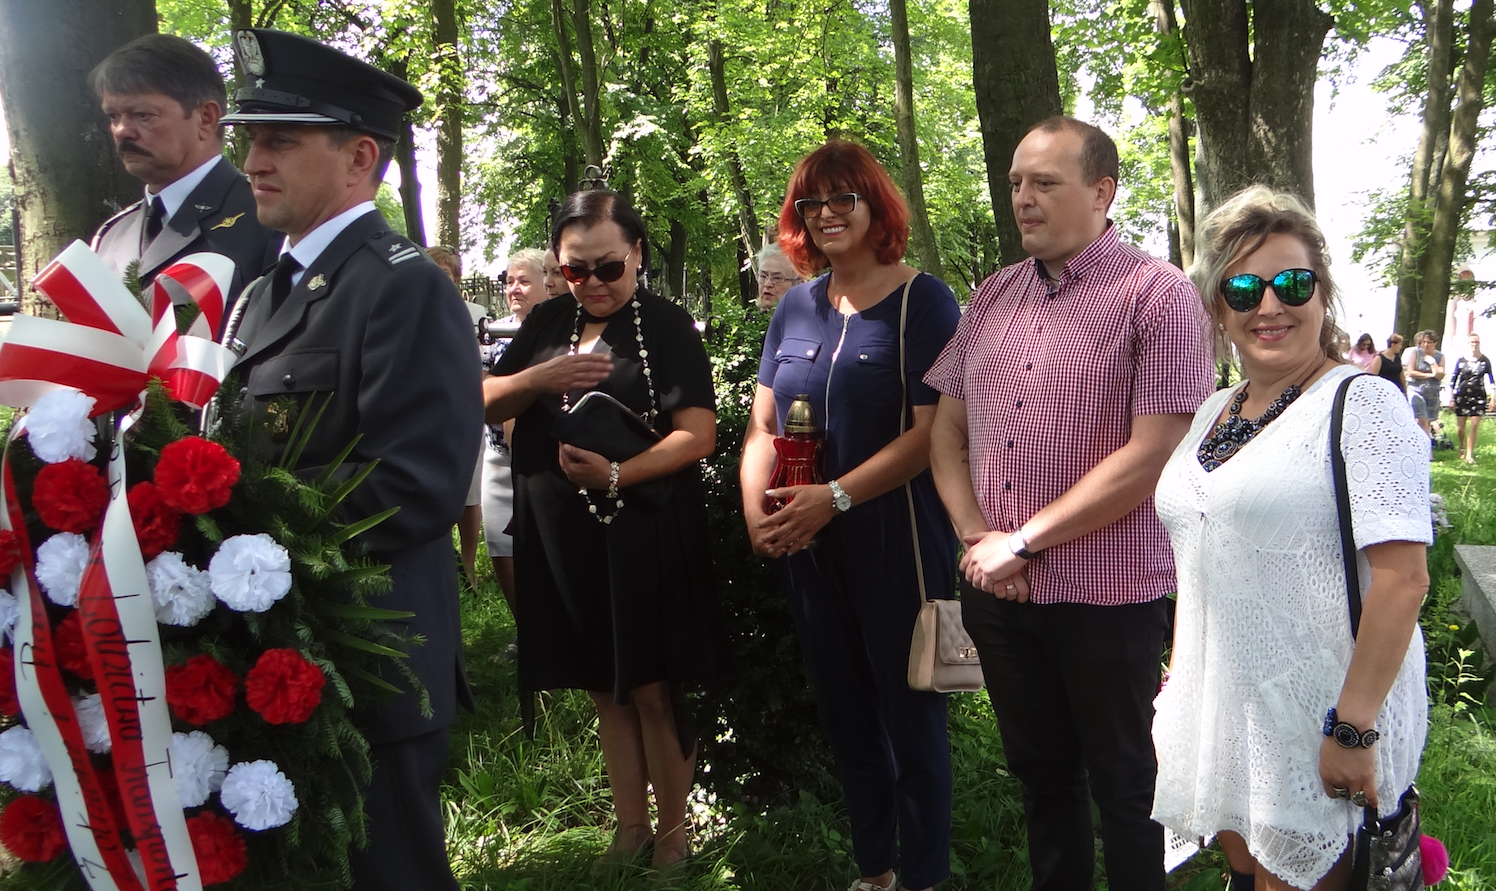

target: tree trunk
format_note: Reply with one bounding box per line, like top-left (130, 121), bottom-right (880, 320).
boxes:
top-left (707, 40), bottom-right (762, 264)
top-left (388, 58), bottom-right (426, 244)
top-left (0, 0), bottom-right (155, 315)
top-left (1394, 0), bottom-right (1455, 336)
top-left (1419, 0), bottom-right (1494, 334)
top-left (433, 0), bottom-right (462, 249)
top-left (666, 218), bottom-right (687, 301)
top-left (551, 0), bottom-right (588, 183)
top-left (890, 0), bottom-right (943, 278)
top-left (572, 0), bottom-right (605, 168)
top-left (1181, 0), bottom-right (1333, 214)
top-left (1152, 0), bottom-right (1195, 269)
top-left (969, 0), bottom-right (1062, 267)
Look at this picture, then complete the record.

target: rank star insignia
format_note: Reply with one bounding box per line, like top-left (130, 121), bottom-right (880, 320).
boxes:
top-left (307, 274), bottom-right (327, 291)
top-left (210, 212), bottom-right (245, 230)
top-left (255, 78), bottom-right (265, 88)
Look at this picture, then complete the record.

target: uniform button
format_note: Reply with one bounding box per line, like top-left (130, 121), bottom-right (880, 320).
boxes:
top-left (238, 386), bottom-right (249, 396)
top-left (282, 374), bottom-right (295, 389)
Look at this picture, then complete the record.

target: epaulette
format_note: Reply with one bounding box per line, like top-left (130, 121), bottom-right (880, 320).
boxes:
top-left (369, 230), bottom-right (428, 268)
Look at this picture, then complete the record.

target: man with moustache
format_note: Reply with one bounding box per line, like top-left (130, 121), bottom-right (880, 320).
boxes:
top-left (90, 33), bottom-right (278, 304)
top-left (926, 117), bottom-right (1213, 890)
top-left (219, 29), bottom-right (480, 890)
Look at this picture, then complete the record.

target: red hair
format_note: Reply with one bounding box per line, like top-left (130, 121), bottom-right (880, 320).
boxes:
top-left (778, 141), bottom-right (910, 274)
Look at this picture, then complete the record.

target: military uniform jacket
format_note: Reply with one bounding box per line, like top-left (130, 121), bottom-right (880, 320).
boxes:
top-left (92, 156), bottom-right (280, 318)
top-left (232, 210), bottom-right (482, 745)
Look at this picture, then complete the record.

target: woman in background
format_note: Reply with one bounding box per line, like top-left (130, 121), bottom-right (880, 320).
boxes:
top-left (1451, 333), bottom-right (1494, 463)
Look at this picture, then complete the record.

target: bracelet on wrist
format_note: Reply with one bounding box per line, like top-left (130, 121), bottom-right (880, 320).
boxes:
top-left (1323, 707), bottom-right (1379, 749)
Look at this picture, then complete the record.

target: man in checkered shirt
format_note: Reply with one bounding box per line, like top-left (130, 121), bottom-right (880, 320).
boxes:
top-left (926, 117), bottom-right (1213, 890)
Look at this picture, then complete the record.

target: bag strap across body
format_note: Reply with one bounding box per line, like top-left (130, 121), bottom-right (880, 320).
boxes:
top-left (1329, 372), bottom-right (1367, 639)
top-left (895, 274), bottom-right (932, 606)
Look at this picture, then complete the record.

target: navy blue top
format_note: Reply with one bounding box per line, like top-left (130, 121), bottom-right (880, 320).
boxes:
top-left (758, 272), bottom-right (962, 593)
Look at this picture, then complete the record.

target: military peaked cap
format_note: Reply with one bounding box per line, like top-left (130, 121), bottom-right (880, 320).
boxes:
top-left (220, 29), bottom-right (420, 140)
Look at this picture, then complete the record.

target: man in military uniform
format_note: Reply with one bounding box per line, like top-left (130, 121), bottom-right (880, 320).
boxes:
top-left (220, 29), bottom-right (481, 891)
top-left (90, 34), bottom-right (278, 305)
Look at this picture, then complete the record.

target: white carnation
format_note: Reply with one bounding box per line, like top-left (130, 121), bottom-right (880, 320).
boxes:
top-left (147, 552), bottom-right (215, 627)
top-left (0, 589), bottom-right (17, 646)
top-left (26, 389), bottom-right (97, 463)
top-left (219, 759), bottom-right (298, 830)
top-left (171, 731), bottom-right (228, 808)
top-left (209, 534), bottom-right (292, 613)
top-left (74, 692), bottom-right (111, 753)
top-left (0, 726), bottom-right (52, 791)
top-left (35, 532), bottom-right (89, 607)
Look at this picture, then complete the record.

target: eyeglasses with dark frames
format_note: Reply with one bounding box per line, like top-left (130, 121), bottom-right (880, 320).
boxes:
top-left (1219, 268), bottom-right (1318, 312)
top-left (794, 192), bottom-right (861, 219)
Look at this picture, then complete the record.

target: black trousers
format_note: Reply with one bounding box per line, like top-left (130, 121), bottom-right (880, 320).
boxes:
top-left (961, 587), bottom-right (1169, 891)
top-left (349, 728), bottom-right (458, 891)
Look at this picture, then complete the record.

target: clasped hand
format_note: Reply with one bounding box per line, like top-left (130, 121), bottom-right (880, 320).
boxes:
top-left (751, 484), bottom-right (835, 558)
top-left (961, 531), bottom-right (1031, 601)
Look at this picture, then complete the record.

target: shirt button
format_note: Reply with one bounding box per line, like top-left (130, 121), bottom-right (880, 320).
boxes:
top-left (1007, 440), bottom-right (1014, 448)
top-left (1003, 481), bottom-right (1011, 491)
top-left (1015, 399), bottom-right (1023, 408)
top-left (283, 374), bottom-right (295, 389)
top-left (1025, 362), bottom-right (1033, 370)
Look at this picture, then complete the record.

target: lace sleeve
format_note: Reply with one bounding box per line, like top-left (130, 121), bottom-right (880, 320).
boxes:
top-left (1339, 374), bottom-right (1432, 549)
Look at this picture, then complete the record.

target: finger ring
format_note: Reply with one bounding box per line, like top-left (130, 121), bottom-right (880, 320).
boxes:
top-left (1351, 790), bottom-right (1368, 807)
top-left (1005, 583), bottom-right (1016, 592)
top-left (1333, 787), bottom-right (1350, 799)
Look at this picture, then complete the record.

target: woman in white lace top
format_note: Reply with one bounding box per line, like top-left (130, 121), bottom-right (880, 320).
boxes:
top-left (1152, 187), bottom-right (1431, 891)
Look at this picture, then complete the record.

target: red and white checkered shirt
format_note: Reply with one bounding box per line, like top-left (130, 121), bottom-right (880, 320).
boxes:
top-left (925, 225), bottom-right (1214, 605)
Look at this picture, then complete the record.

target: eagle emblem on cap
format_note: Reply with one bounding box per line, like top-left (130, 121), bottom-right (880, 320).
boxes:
top-left (235, 30), bottom-right (266, 76)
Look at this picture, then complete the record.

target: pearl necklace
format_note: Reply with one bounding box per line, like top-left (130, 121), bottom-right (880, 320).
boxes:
top-left (563, 295), bottom-right (657, 523)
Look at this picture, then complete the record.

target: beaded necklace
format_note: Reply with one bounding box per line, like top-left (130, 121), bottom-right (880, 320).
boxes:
top-left (1197, 369), bottom-right (1318, 472)
top-left (563, 295), bottom-right (657, 523)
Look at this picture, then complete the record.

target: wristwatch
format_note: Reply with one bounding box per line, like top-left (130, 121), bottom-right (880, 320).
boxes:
top-left (1323, 707), bottom-right (1380, 748)
top-left (828, 479), bottom-right (852, 512)
top-left (1007, 528), bottom-right (1040, 560)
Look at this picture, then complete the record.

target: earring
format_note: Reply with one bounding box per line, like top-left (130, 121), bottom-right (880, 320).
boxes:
top-left (1217, 323), bottom-right (1226, 331)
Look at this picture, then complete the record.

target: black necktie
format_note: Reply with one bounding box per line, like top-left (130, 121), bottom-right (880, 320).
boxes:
top-left (269, 254), bottom-right (301, 314)
top-left (143, 196), bottom-right (167, 242)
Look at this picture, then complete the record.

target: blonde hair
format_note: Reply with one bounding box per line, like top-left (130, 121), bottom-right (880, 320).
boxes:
top-left (506, 247), bottom-right (546, 280)
top-left (1191, 185), bottom-right (1340, 362)
top-left (426, 245), bottom-right (461, 282)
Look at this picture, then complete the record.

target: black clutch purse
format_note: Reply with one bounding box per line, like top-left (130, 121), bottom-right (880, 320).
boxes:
top-left (551, 391), bottom-right (672, 509)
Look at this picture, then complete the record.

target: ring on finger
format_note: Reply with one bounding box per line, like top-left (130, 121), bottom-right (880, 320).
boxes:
top-left (1351, 790), bottom-right (1368, 807)
top-left (1333, 786), bottom-right (1350, 799)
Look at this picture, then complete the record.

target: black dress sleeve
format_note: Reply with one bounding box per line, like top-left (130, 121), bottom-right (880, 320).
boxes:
top-left (645, 296), bottom-right (716, 415)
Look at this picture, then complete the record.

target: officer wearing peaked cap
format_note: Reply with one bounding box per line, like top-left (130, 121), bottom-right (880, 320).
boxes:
top-left (221, 29), bottom-right (480, 891)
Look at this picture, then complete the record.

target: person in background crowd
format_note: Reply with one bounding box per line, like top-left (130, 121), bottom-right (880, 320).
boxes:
top-left (1451, 333), bottom-right (1494, 464)
top-left (926, 117), bottom-right (1213, 891)
top-left (485, 191), bottom-right (721, 873)
top-left (90, 33), bottom-right (278, 315)
top-left (1347, 333), bottom-right (1379, 371)
top-left (741, 141), bottom-right (960, 891)
top-left (221, 28), bottom-right (480, 891)
top-left (428, 243), bottom-right (484, 589)
top-left (482, 247), bottom-right (551, 651)
top-left (1402, 329), bottom-right (1444, 439)
top-left (542, 247), bottom-right (568, 299)
top-left (754, 243), bottom-right (801, 311)
top-left (1374, 333), bottom-right (1405, 390)
top-left (1333, 331), bottom-right (1352, 361)
top-left (1152, 185), bottom-right (1430, 891)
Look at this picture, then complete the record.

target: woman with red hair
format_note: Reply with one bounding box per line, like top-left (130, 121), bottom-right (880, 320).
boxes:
top-left (739, 141), bottom-right (960, 891)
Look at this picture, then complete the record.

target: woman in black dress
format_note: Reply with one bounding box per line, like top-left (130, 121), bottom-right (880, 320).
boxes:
top-left (1373, 333), bottom-right (1405, 389)
top-left (1452, 333), bottom-right (1495, 463)
top-left (484, 191), bottom-right (720, 870)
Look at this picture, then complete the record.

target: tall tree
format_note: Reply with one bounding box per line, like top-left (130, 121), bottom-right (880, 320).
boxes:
top-left (1150, 0), bottom-right (1195, 268)
top-left (389, 57), bottom-right (427, 244)
top-left (706, 39), bottom-right (761, 259)
top-left (969, 0), bottom-right (1062, 267)
top-left (1179, 0), bottom-right (1333, 212)
top-left (433, 0), bottom-right (463, 248)
top-left (0, 0), bottom-right (156, 315)
top-left (890, 0), bottom-right (943, 278)
top-left (571, 0), bottom-right (604, 169)
top-left (1417, 0), bottom-right (1495, 333)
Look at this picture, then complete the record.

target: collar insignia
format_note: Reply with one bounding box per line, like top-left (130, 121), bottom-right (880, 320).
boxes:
top-left (211, 212), bottom-right (245, 230)
top-left (195, 203), bottom-right (213, 211)
top-left (308, 274), bottom-right (327, 291)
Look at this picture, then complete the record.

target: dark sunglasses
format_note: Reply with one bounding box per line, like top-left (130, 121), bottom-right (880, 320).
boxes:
top-left (1220, 268), bottom-right (1318, 312)
top-left (559, 247), bottom-right (634, 285)
top-left (794, 192), bottom-right (860, 219)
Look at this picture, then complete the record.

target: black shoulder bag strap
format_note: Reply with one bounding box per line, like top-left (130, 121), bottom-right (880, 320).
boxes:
top-left (1329, 372), bottom-right (1368, 639)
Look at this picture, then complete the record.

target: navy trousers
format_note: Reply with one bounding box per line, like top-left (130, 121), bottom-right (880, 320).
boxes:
top-left (961, 587), bottom-right (1169, 891)
top-left (349, 728), bottom-right (458, 891)
top-left (781, 523), bottom-right (952, 889)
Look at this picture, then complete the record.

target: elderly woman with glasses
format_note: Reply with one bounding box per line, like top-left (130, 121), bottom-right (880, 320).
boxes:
top-left (484, 191), bottom-right (721, 873)
top-left (740, 141), bottom-right (960, 891)
top-left (755, 243), bottom-right (801, 311)
top-left (1151, 186), bottom-right (1430, 891)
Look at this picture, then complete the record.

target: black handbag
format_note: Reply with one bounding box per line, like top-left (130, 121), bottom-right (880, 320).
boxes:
top-left (1330, 374), bottom-right (1425, 891)
top-left (551, 390), bottom-right (671, 508)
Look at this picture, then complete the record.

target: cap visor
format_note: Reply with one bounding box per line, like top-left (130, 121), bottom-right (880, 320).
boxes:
top-left (220, 111), bottom-right (343, 126)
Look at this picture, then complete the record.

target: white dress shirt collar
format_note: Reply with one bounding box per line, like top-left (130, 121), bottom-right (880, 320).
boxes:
top-left (146, 155), bottom-right (221, 223)
top-left (281, 200), bottom-right (378, 285)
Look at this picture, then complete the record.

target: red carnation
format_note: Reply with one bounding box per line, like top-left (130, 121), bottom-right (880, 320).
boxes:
top-left (53, 611), bottom-right (93, 680)
top-left (245, 648), bottom-right (326, 724)
top-left (187, 811), bottom-right (247, 885)
top-left (0, 795), bottom-right (66, 862)
top-left (154, 437), bottom-right (240, 515)
top-left (32, 459), bottom-right (108, 534)
top-left (0, 648), bottom-right (18, 717)
top-left (0, 528), bottom-right (22, 577)
top-left (165, 654), bottom-right (238, 725)
top-left (127, 482), bottom-right (182, 560)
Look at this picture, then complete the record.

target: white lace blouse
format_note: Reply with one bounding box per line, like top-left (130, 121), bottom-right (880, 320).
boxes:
top-left (1152, 365), bottom-right (1431, 887)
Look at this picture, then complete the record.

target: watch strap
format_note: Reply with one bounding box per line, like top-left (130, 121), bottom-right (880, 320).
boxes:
top-left (1008, 529), bottom-right (1039, 560)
